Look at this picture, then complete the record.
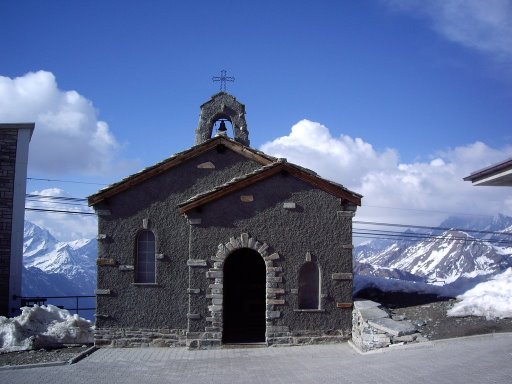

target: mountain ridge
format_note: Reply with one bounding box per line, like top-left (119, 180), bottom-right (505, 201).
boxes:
top-left (355, 215), bottom-right (512, 295)
top-left (22, 221), bottom-right (96, 296)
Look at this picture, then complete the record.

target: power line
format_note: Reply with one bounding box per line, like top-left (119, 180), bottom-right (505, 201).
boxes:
top-left (27, 177), bottom-right (106, 186)
top-left (24, 208), bottom-right (512, 246)
top-left (353, 229), bottom-right (512, 246)
top-left (354, 220), bottom-right (512, 238)
top-left (26, 200), bottom-right (89, 208)
top-left (24, 203), bottom-right (512, 241)
top-left (25, 194), bottom-right (90, 210)
top-left (26, 193), bottom-right (87, 202)
top-left (354, 226), bottom-right (512, 243)
top-left (25, 207), bottom-right (95, 215)
top-left (24, 194), bottom-right (512, 243)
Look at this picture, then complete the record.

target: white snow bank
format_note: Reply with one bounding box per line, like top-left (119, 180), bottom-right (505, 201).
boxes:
top-left (0, 305), bottom-right (94, 352)
top-left (448, 268), bottom-right (512, 320)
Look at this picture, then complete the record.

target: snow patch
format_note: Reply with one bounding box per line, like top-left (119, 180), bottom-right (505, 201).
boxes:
top-left (448, 268), bottom-right (512, 320)
top-left (0, 305), bottom-right (93, 352)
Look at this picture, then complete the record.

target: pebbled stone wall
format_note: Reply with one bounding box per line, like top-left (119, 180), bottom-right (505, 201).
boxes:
top-left (93, 146), bottom-right (356, 349)
top-left (185, 173), bottom-right (355, 348)
top-left (93, 148), bottom-right (262, 345)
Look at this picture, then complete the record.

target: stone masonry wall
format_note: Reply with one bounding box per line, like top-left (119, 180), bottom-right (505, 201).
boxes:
top-left (94, 327), bottom-right (187, 348)
top-left (0, 129), bottom-right (17, 317)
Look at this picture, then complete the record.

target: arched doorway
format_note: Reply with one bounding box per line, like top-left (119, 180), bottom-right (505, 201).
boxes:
top-left (223, 248), bottom-right (266, 343)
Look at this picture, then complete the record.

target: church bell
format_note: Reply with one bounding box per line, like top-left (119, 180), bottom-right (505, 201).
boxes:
top-left (216, 120), bottom-right (228, 137)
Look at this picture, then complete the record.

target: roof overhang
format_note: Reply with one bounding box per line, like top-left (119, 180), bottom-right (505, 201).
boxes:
top-left (178, 160), bottom-right (362, 214)
top-left (464, 158), bottom-right (512, 186)
top-left (88, 136), bottom-right (275, 206)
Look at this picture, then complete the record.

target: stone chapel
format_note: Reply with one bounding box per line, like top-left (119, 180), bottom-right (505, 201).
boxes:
top-left (88, 92), bottom-right (362, 348)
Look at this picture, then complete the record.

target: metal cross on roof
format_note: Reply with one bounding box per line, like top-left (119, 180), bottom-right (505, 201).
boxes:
top-left (212, 70), bottom-right (235, 92)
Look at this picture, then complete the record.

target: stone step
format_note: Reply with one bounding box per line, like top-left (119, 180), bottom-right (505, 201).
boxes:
top-left (367, 318), bottom-right (417, 337)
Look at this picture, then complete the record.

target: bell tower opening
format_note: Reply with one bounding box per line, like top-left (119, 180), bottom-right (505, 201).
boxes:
top-left (213, 119), bottom-right (233, 139)
top-left (195, 92), bottom-right (250, 146)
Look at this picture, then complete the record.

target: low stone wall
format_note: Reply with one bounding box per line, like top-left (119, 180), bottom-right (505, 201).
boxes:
top-left (352, 300), bottom-right (427, 352)
top-left (95, 328), bottom-right (187, 348)
top-left (96, 327), bottom-right (350, 349)
top-left (266, 327), bottom-right (350, 347)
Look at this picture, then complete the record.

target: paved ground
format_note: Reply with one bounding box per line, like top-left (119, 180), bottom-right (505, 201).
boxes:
top-left (1, 333), bottom-right (511, 383)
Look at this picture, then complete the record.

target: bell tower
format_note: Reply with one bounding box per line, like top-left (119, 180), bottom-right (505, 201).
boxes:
top-left (195, 92), bottom-right (250, 146)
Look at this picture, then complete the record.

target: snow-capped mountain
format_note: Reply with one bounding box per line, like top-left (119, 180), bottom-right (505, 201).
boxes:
top-left (22, 221), bottom-right (97, 296)
top-left (355, 215), bottom-right (512, 293)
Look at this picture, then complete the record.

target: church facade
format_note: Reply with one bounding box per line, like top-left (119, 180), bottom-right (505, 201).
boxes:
top-left (88, 92), bottom-right (361, 348)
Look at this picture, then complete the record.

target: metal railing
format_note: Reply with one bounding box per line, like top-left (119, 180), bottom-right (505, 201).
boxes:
top-left (19, 295), bottom-right (95, 316)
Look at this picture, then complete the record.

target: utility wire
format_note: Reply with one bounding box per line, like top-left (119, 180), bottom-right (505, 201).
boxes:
top-left (354, 226), bottom-right (512, 241)
top-left (24, 195), bottom-right (512, 244)
top-left (25, 194), bottom-right (89, 208)
top-left (23, 207), bottom-right (512, 246)
top-left (25, 207), bottom-right (95, 215)
top-left (25, 200), bottom-right (90, 208)
top-left (354, 226), bottom-right (512, 243)
top-left (26, 193), bottom-right (88, 202)
top-left (354, 220), bottom-right (512, 238)
top-left (27, 177), bottom-right (106, 186)
top-left (353, 230), bottom-right (512, 246)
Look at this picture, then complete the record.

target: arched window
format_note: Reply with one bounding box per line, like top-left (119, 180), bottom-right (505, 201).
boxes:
top-left (298, 262), bottom-right (320, 309)
top-left (136, 230), bottom-right (156, 283)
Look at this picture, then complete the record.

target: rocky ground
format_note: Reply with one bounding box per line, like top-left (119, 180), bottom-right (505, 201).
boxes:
top-left (391, 299), bottom-right (512, 340)
top-left (0, 345), bottom-right (93, 367)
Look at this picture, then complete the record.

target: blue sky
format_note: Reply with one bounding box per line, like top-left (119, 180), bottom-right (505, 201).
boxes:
top-left (1, 0), bottom-right (512, 240)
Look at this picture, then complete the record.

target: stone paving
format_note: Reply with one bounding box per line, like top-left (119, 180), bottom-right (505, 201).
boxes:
top-left (1, 333), bottom-right (511, 383)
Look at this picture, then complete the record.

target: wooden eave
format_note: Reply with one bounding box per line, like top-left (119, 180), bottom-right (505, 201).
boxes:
top-left (88, 137), bottom-right (274, 206)
top-left (464, 158), bottom-right (512, 182)
top-left (178, 162), bottom-right (362, 214)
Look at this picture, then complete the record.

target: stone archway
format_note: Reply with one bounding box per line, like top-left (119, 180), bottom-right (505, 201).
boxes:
top-left (223, 248), bottom-right (266, 342)
top-left (204, 233), bottom-right (284, 345)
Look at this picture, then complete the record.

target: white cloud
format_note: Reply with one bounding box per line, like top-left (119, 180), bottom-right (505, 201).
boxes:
top-left (261, 119), bottom-right (399, 187)
top-left (0, 71), bottom-right (119, 174)
top-left (25, 188), bottom-right (97, 241)
top-left (261, 119), bottom-right (512, 226)
top-left (383, 0), bottom-right (512, 61)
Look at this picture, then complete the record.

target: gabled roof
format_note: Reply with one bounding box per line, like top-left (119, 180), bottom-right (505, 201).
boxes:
top-left (178, 159), bottom-right (362, 214)
top-left (88, 136), bottom-right (276, 206)
top-left (464, 158), bottom-right (512, 186)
